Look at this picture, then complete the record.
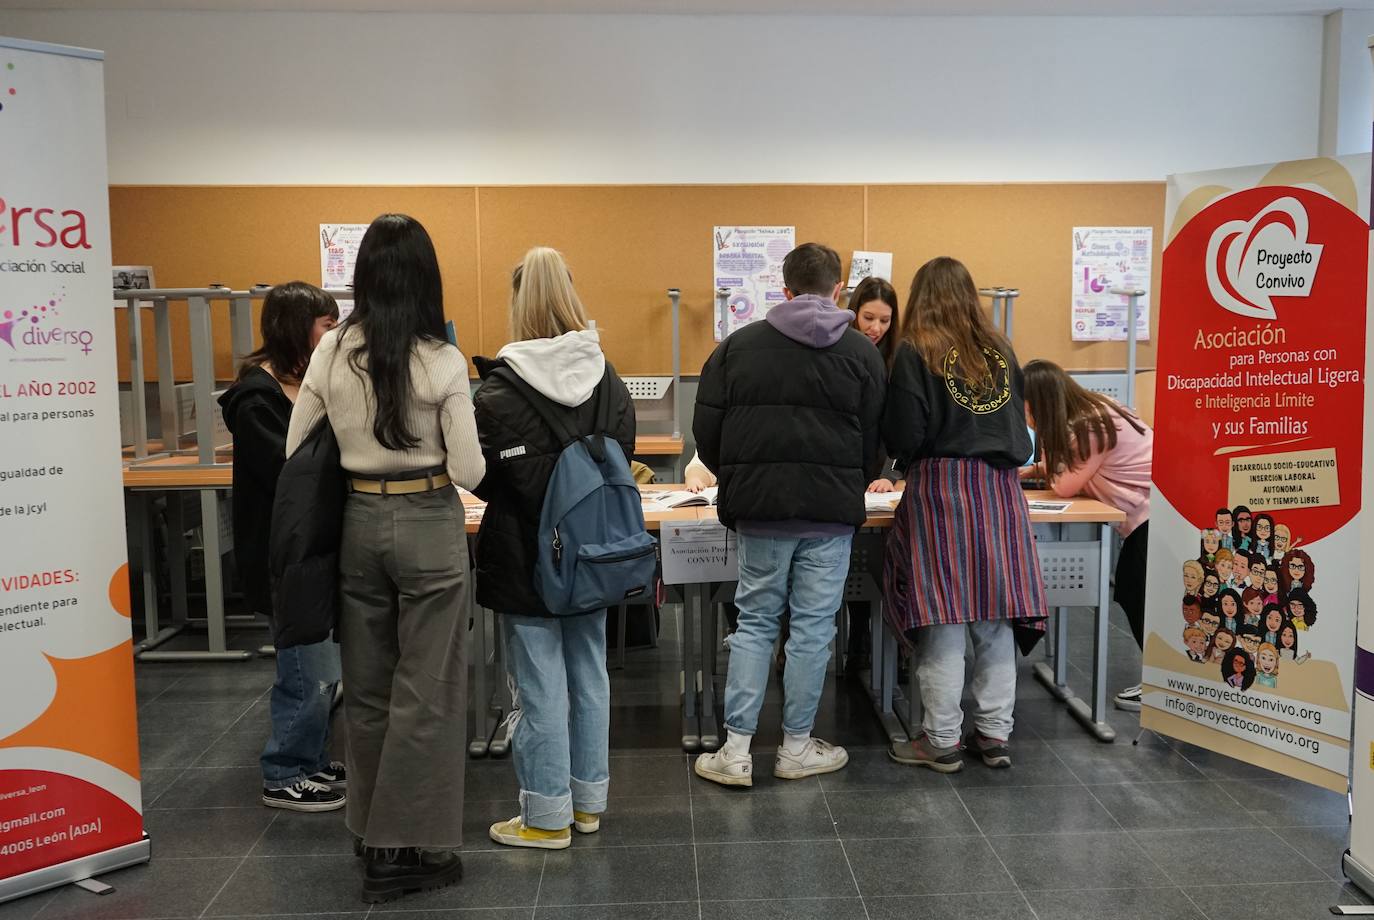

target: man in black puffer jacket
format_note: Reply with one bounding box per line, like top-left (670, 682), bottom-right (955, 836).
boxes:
top-left (692, 242), bottom-right (886, 789)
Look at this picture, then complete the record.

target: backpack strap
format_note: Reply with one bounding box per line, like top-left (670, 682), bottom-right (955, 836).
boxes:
top-left (490, 366), bottom-right (607, 462)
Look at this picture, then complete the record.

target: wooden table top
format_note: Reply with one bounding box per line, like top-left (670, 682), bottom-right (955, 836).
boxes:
top-left (631, 435), bottom-right (685, 455)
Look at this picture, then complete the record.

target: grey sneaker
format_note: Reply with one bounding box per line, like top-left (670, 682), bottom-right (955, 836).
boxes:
top-left (963, 732), bottom-right (1012, 769)
top-left (774, 737), bottom-right (848, 780)
top-left (888, 733), bottom-right (963, 773)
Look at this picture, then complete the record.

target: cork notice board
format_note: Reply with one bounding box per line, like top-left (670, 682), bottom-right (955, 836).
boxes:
top-left (110, 182), bottom-right (1164, 381)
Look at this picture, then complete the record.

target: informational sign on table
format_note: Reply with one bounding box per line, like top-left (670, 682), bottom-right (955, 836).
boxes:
top-left (0, 37), bottom-right (147, 897)
top-left (1070, 226), bottom-right (1153, 341)
top-left (661, 521), bottom-right (738, 585)
top-left (713, 226), bottom-right (793, 341)
top-left (1139, 155), bottom-right (1370, 793)
top-left (319, 223), bottom-right (367, 289)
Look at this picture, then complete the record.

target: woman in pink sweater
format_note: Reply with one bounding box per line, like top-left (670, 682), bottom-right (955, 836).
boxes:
top-left (1022, 360), bottom-right (1153, 711)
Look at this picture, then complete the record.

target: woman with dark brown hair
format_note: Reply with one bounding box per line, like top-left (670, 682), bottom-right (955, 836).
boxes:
top-left (1020, 359), bottom-right (1153, 710)
top-left (883, 256), bottom-right (1047, 773)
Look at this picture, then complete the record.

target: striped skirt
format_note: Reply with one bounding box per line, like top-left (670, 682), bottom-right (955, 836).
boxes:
top-left (883, 457), bottom-right (1048, 646)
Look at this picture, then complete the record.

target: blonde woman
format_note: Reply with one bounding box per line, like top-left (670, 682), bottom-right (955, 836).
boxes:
top-left (472, 247), bottom-right (636, 849)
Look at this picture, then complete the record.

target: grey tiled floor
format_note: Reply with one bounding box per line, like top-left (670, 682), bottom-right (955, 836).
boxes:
top-left (4, 605), bottom-right (1367, 920)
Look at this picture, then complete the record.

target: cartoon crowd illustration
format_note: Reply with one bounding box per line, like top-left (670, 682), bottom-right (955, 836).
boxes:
top-left (1180, 505), bottom-right (1317, 692)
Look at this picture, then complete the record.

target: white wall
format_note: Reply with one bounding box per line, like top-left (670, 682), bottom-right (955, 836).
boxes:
top-left (0, 9), bottom-right (1325, 184)
top-left (1319, 8), bottom-right (1374, 156)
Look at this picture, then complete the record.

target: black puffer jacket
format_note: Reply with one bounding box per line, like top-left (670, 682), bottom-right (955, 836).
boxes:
top-left (694, 294), bottom-right (887, 530)
top-left (219, 367), bottom-right (291, 617)
top-left (472, 331), bottom-right (635, 617)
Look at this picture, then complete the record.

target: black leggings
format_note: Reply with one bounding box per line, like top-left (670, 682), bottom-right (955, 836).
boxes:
top-left (1115, 521), bottom-right (1149, 650)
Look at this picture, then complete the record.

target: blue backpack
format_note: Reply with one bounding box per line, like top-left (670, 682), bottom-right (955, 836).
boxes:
top-left (493, 367), bottom-right (658, 616)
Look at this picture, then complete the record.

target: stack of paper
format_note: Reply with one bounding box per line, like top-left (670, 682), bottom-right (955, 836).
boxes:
top-left (644, 487), bottom-right (718, 509)
top-left (864, 491), bottom-right (903, 513)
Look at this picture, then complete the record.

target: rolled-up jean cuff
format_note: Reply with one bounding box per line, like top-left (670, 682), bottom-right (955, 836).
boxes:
top-left (570, 776), bottom-right (609, 815)
top-left (520, 788), bottom-right (572, 831)
top-left (263, 772), bottom-right (311, 792)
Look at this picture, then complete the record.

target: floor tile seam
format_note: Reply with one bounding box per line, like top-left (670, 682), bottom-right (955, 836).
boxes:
top-left (17, 888), bottom-right (58, 920)
top-left (684, 751), bottom-right (703, 920)
top-left (814, 764), bottom-right (871, 920)
top-left (241, 809), bottom-right (281, 859)
top-left (1120, 824), bottom-right (1193, 890)
top-left (196, 853), bottom-right (251, 920)
top-left (530, 852), bottom-right (547, 914)
top-left (948, 761), bottom-right (1044, 920)
top-left (1254, 823), bottom-right (1344, 882)
top-left (1074, 782), bottom-right (1127, 834)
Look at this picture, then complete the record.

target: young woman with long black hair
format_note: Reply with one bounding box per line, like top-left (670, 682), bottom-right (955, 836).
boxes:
top-left (287, 214), bottom-right (485, 903)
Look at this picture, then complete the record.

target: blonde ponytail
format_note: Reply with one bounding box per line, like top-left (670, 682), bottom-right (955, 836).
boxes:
top-left (510, 247), bottom-right (589, 341)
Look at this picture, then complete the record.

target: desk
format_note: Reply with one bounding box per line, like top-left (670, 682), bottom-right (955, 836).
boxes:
top-left (122, 459), bottom-right (245, 661)
top-left (678, 492), bottom-right (1126, 749)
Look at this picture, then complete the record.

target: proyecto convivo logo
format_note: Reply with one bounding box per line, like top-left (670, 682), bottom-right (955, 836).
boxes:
top-left (1205, 196), bottom-right (1322, 321)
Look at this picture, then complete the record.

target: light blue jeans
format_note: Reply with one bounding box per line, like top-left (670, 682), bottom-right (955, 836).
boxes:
top-left (724, 533), bottom-right (853, 737)
top-left (914, 620), bottom-right (1016, 748)
top-left (502, 610), bottom-right (610, 831)
top-left (261, 638), bottom-right (341, 790)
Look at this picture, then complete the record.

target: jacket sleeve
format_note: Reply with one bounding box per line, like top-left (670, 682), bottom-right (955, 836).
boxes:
top-left (882, 347), bottom-right (929, 470)
top-left (236, 401), bottom-right (289, 494)
top-left (859, 347), bottom-right (888, 482)
top-left (611, 374), bottom-right (636, 462)
top-left (692, 340), bottom-right (729, 475)
top-left (470, 376), bottom-right (507, 503)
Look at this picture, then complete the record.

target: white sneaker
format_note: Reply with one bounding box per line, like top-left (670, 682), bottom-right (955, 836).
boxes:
top-left (1114, 684), bottom-right (1143, 712)
top-left (774, 737), bottom-right (849, 780)
top-left (694, 748), bottom-right (753, 787)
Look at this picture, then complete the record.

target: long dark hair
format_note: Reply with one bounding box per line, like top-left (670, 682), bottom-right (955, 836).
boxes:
top-left (849, 275), bottom-right (900, 367)
top-left (238, 281), bottom-right (338, 384)
top-left (341, 214), bottom-right (448, 450)
top-left (1023, 359), bottom-right (1146, 480)
top-left (899, 256), bottom-right (1010, 393)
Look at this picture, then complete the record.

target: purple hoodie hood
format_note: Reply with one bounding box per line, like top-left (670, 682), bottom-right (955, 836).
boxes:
top-left (765, 294), bottom-right (854, 348)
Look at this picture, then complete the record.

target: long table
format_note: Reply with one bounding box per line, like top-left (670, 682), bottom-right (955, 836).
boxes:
top-left (123, 456), bottom-right (244, 661)
top-left (672, 493), bottom-right (1126, 749)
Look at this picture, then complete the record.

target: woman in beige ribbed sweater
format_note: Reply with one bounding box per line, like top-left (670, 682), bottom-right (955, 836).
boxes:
top-left (286, 214), bottom-right (484, 904)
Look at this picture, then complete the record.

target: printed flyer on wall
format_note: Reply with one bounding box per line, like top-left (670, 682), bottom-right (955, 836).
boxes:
top-left (1139, 156), bottom-right (1371, 792)
top-left (713, 226), bottom-right (793, 341)
top-left (319, 223), bottom-right (367, 289)
top-left (0, 38), bottom-right (146, 896)
top-left (1070, 226), bottom-right (1153, 342)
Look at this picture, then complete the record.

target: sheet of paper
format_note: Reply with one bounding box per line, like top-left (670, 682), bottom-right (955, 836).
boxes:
top-left (847, 250), bottom-right (894, 286)
top-left (864, 490), bottom-right (903, 512)
top-left (661, 520), bottom-right (738, 585)
top-left (1071, 226), bottom-right (1153, 342)
top-left (320, 223), bottom-right (368, 289)
top-left (713, 226), bottom-right (793, 341)
top-left (1027, 500), bottom-right (1070, 513)
top-left (113, 265), bottom-right (155, 309)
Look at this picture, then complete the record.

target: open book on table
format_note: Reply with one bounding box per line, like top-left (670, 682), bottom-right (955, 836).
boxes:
top-left (644, 486), bottom-right (718, 509)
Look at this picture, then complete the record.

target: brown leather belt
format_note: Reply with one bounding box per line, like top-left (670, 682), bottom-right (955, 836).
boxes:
top-left (349, 472), bottom-right (452, 495)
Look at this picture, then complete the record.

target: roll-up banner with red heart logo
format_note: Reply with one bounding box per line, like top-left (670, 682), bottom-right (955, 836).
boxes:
top-left (1139, 155), bottom-right (1371, 794)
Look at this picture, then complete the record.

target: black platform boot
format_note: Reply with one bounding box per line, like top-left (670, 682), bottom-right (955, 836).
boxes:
top-left (361, 846), bottom-right (463, 903)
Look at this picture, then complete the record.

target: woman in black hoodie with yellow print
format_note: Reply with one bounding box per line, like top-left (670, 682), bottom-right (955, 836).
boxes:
top-left (219, 281), bottom-right (343, 813)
